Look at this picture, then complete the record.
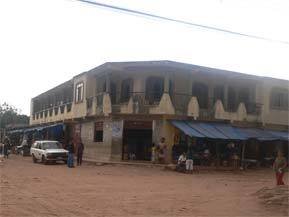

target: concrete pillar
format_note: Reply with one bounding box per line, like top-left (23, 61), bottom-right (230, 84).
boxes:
top-left (187, 96), bottom-right (199, 120)
top-left (92, 96), bottom-right (97, 115)
top-left (30, 99), bottom-right (34, 125)
top-left (152, 119), bottom-right (175, 163)
top-left (103, 94), bottom-right (112, 116)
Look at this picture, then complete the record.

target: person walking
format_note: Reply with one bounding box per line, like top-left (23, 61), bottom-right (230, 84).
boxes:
top-left (77, 140), bottom-right (84, 166)
top-left (66, 140), bottom-right (75, 168)
top-left (3, 143), bottom-right (9, 158)
top-left (273, 150), bottom-right (287, 185)
top-left (3, 136), bottom-right (10, 158)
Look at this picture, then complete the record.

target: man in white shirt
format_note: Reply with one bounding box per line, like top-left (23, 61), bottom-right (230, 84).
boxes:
top-left (176, 152), bottom-right (186, 172)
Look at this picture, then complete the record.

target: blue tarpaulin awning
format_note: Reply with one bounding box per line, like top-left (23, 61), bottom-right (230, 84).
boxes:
top-left (185, 122), bottom-right (215, 139)
top-left (234, 128), bottom-right (277, 141)
top-left (267, 130), bottom-right (289, 141)
top-left (170, 120), bottom-right (205, 138)
top-left (170, 120), bottom-right (286, 141)
top-left (212, 123), bottom-right (246, 140)
top-left (23, 123), bottom-right (64, 134)
top-left (186, 122), bottom-right (228, 139)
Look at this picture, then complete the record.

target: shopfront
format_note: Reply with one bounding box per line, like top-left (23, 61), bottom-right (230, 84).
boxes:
top-left (122, 121), bottom-right (153, 161)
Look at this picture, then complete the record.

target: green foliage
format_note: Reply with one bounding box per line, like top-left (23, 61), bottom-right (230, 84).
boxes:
top-left (0, 102), bottom-right (29, 128)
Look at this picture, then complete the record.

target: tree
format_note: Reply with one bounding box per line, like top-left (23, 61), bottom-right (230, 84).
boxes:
top-left (0, 102), bottom-right (29, 128)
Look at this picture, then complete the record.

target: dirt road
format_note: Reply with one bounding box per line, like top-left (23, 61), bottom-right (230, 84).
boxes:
top-left (0, 155), bottom-right (288, 217)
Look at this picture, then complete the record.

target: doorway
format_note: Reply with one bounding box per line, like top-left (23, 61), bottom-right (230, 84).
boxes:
top-left (123, 129), bottom-right (152, 161)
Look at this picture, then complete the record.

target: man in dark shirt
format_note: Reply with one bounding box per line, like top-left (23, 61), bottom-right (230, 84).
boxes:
top-left (3, 136), bottom-right (10, 158)
top-left (77, 140), bottom-right (84, 166)
top-left (66, 140), bottom-right (75, 168)
top-left (172, 143), bottom-right (180, 164)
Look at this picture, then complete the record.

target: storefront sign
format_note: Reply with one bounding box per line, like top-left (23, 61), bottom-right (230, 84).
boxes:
top-left (124, 121), bottom-right (152, 129)
top-left (95, 122), bottom-right (103, 131)
top-left (112, 121), bottom-right (123, 139)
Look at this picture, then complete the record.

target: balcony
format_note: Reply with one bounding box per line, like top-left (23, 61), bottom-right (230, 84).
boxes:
top-left (84, 91), bottom-right (262, 123)
top-left (31, 102), bottom-right (73, 125)
top-left (86, 92), bottom-right (162, 116)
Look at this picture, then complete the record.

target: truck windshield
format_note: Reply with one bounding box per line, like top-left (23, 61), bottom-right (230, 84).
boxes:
top-left (42, 142), bottom-right (62, 150)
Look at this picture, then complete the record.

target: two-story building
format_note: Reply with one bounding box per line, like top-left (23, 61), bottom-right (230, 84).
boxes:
top-left (28, 61), bottom-right (289, 163)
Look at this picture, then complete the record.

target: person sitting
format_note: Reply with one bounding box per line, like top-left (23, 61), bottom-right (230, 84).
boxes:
top-left (202, 148), bottom-right (211, 166)
top-left (176, 152), bottom-right (186, 173)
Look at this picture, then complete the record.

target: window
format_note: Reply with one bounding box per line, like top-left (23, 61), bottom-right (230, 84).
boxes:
top-left (49, 109), bottom-right (53, 116)
top-left (54, 107), bottom-right (59, 115)
top-left (169, 79), bottom-right (174, 97)
top-left (213, 85), bottom-right (224, 104)
top-left (120, 79), bottom-right (133, 103)
top-left (60, 105), bottom-right (65, 114)
top-left (94, 122), bottom-right (103, 142)
top-left (96, 79), bottom-right (106, 93)
top-left (238, 88), bottom-right (250, 109)
top-left (75, 82), bottom-right (84, 103)
top-left (86, 97), bottom-right (93, 109)
top-left (67, 103), bottom-right (72, 112)
top-left (110, 82), bottom-right (117, 104)
top-left (271, 88), bottom-right (289, 110)
top-left (227, 87), bottom-right (237, 111)
top-left (192, 82), bottom-right (208, 109)
top-left (145, 76), bottom-right (164, 104)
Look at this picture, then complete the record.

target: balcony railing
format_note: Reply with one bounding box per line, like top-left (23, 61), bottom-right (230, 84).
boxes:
top-left (33, 102), bottom-right (73, 121)
top-left (109, 91), bottom-right (163, 106)
top-left (74, 90), bottom-right (263, 118)
top-left (89, 91), bottom-right (162, 114)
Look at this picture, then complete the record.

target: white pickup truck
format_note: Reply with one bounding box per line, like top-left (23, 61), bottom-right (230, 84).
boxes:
top-left (30, 140), bottom-right (68, 164)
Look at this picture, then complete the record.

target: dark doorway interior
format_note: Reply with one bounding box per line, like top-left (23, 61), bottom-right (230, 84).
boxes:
top-left (122, 129), bottom-right (152, 161)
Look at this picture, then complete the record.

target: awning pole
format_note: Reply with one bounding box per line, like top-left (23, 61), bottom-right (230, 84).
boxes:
top-left (216, 141), bottom-right (220, 169)
top-left (241, 141), bottom-right (246, 170)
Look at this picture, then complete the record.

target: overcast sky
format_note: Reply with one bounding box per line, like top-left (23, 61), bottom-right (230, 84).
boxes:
top-left (1, 0), bottom-right (289, 115)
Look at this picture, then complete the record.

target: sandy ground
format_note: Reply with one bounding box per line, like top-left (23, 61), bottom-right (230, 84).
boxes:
top-left (0, 155), bottom-right (288, 217)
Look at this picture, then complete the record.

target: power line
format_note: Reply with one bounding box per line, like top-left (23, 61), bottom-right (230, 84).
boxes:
top-left (76, 0), bottom-right (289, 45)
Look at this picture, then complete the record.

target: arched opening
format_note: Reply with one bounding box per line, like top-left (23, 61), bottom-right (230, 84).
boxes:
top-left (120, 78), bottom-right (133, 103)
top-left (213, 85), bottom-right (224, 105)
top-left (192, 82), bottom-right (208, 109)
top-left (145, 76), bottom-right (164, 104)
top-left (227, 87), bottom-right (237, 111)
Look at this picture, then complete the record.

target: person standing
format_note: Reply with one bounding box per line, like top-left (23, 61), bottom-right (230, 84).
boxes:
top-left (77, 140), bottom-right (84, 166)
top-left (172, 135), bottom-right (180, 164)
top-left (273, 151), bottom-right (287, 185)
top-left (3, 136), bottom-right (10, 158)
top-left (176, 152), bottom-right (186, 172)
top-left (186, 139), bottom-right (195, 174)
top-left (151, 143), bottom-right (156, 163)
top-left (66, 139), bottom-right (75, 168)
top-left (3, 143), bottom-right (9, 158)
top-left (158, 137), bottom-right (167, 164)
